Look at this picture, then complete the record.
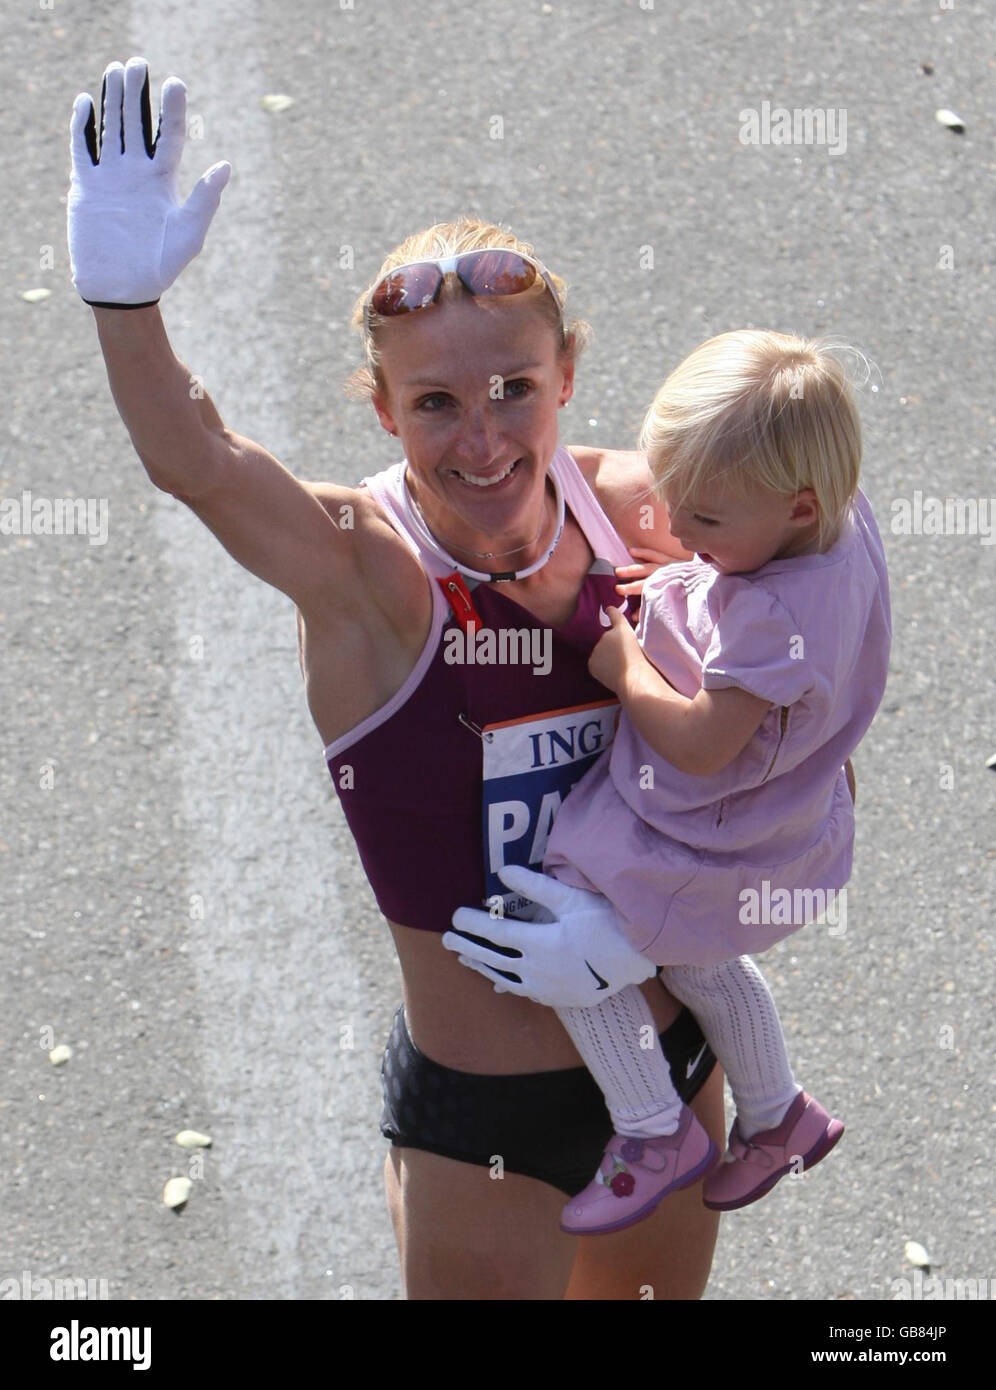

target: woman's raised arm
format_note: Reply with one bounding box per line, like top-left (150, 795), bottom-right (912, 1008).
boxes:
top-left (91, 305), bottom-right (358, 610)
top-left (72, 59), bottom-right (361, 612)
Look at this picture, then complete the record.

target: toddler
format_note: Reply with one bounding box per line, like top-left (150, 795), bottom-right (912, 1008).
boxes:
top-left (540, 329), bottom-right (891, 1234)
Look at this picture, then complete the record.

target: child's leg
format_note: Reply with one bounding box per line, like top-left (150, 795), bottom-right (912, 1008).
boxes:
top-left (662, 957), bottom-right (801, 1139)
top-left (556, 985), bottom-right (685, 1138)
top-left (557, 985), bottom-right (721, 1234)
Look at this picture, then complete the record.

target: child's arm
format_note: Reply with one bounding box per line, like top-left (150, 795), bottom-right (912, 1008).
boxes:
top-left (589, 606), bottom-right (773, 777)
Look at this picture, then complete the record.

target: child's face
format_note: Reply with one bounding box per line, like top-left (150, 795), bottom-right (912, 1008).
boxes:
top-left (664, 474), bottom-right (820, 575)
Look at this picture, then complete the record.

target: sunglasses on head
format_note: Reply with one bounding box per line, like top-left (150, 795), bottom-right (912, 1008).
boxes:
top-left (363, 248), bottom-right (564, 335)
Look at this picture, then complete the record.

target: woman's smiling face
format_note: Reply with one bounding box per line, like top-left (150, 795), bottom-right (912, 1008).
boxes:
top-left (371, 294), bottom-right (574, 555)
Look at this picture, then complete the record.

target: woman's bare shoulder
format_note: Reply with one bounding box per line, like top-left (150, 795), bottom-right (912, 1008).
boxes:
top-left (565, 445), bottom-right (667, 551)
top-left (299, 479), bottom-right (428, 626)
top-left (302, 477), bottom-right (380, 523)
top-left (300, 478), bottom-right (412, 557)
top-left (567, 445), bottom-right (656, 499)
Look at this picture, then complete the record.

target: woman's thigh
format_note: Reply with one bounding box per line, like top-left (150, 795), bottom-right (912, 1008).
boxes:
top-left (383, 1065), bottom-right (726, 1301)
top-left (384, 1147), bottom-right (577, 1299)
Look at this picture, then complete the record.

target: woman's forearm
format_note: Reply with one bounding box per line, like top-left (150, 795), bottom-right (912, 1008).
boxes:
top-left (92, 305), bottom-right (228, 497)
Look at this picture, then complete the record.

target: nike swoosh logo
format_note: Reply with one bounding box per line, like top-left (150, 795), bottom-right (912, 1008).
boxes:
top-left (584, 960), bottom-right (610, 990)
top-left (597, 602), bottom-right (628, 628)
top-left (686, 1042), bottom-right (709, 1079)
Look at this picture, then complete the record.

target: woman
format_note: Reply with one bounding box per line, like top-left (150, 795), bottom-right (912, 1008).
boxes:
top-left (69, 58), bottom-right (726, 1298)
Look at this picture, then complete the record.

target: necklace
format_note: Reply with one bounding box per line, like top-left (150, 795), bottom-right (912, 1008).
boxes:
top-left (401, 464), bottom-right (566, 583)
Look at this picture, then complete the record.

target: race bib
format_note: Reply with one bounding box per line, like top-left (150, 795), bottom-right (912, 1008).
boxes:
top-left (481, 699), bottom-right (620, 916)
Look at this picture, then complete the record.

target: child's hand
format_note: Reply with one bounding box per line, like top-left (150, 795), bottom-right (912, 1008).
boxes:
top-left (588, 603), bottom-right (643, 693)
top-left (614, 546), bottom-right (680, 598)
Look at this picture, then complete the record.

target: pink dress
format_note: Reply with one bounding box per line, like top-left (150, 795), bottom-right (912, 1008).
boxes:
top-left (542, 488), bottom-right (892, 966)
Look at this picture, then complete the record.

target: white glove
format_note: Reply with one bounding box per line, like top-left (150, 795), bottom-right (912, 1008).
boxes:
top-left (442, 863), bottom-right (657, 1008)
top-left (68, 57), bottom-right (231, 307)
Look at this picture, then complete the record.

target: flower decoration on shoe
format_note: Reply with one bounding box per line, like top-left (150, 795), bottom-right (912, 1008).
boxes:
top-left (560, 1108), bottom-right (719, 1237)
top-left (610, 1168), bottom-right (636, 1197)
top-left (595, 1151), bottom-right (636, 1197)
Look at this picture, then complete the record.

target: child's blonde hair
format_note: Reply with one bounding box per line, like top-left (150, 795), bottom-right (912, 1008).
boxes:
top-left (344, 215), bottom-right (592, 402)
top-left (639, 330), bottom-right (866, 552)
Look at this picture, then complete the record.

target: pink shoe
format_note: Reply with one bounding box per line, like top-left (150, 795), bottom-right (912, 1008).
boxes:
top-left (702, 1090), bottom-right (844, 1212)
top-left (561, 1107), bottom-right (719, 1236)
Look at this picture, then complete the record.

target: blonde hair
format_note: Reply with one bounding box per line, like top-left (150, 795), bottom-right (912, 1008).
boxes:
top-left (639, 330), bottom-right (869, 552)
top-left (344, 215), bottom-right (592, 402)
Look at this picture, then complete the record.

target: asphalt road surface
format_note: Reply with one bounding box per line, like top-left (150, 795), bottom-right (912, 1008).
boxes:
top-left (1, 0), bottom-right (993, 1302)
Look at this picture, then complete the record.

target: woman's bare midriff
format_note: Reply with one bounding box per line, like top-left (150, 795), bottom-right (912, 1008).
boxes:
top-left (387, 917), bottom-right (683, 1073)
